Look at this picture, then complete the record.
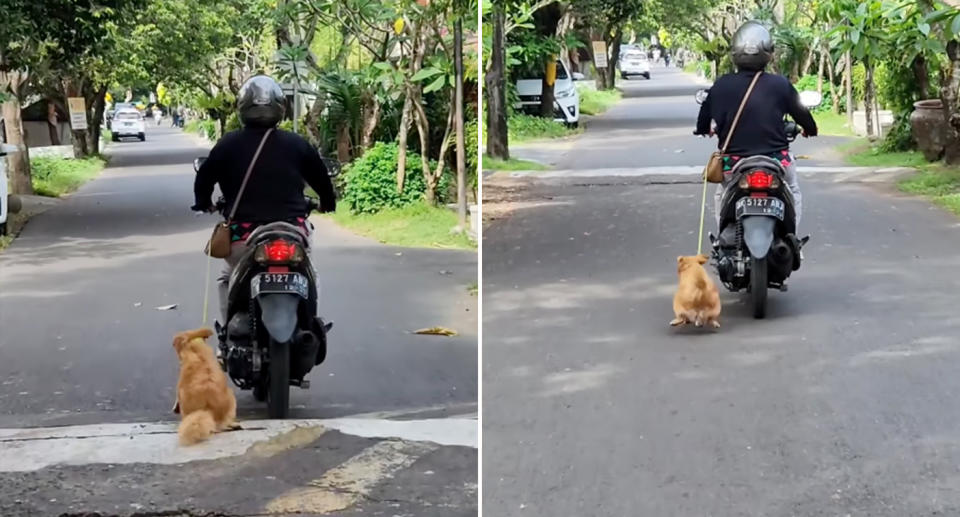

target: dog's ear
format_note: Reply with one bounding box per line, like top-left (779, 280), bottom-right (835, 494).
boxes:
top-left (697, 254), bottom-right (709, 265)
top-left (173, 328), bottom-right (214, 352)
top-left (677, 256), bottom-right (684, 263)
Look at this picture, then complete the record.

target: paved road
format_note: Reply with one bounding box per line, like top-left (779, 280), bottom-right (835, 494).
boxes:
top-left (0, 125), bottom-right (477, 515)
top-left (484, 67), bottom-right (960, 515)
top-left (512, 66), bottom-right (852, 170)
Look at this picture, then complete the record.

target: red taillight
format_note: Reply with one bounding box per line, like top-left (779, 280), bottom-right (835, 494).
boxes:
top-left (746, 170), bottom-right (774, 189)
top-left (263, 239), bottom-right (297, 262)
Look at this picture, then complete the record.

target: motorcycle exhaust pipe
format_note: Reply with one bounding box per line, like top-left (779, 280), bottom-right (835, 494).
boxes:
top-left (771, 241), bottom-right (793, 265)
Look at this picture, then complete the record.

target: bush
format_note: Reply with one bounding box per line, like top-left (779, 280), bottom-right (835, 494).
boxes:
top-left (340, 142), bottom-right (442, 215)
top-left (508, 114), bottom-right (578, 142)
top-left (31, 156), bottom-right (106, 197)
top-left (225, 112), bottom-right (241, 133)
top-left (879, 113), bottom-right (916, 153)
top-left (465, 119), bottom-right (479, 192)
top-left (199, 119), bottom-right (217, 140)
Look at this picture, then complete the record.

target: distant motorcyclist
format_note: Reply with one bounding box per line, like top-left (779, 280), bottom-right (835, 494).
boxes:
top-left (193, 75), bottom-right (337, 321)
top-left (695, 21), bottom-right (817, 228)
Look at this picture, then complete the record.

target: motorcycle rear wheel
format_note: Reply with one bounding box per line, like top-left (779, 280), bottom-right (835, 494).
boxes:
top-left (267, 338), bottom-right (291, 418)
top-left (751, 255), bottom-right (768, 319)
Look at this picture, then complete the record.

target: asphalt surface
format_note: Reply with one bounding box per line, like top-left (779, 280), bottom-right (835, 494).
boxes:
top-left (513, 66), bottom-right (852, 169)
top-left (0, 124), bottom-right (477, 514)
top-left (484, 67), bottom-right (960, 515)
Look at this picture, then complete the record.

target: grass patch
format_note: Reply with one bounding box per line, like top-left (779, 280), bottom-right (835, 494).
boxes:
top-left (578, 86), bottom-right (622, 116)
top-left (508, 114), bottom-right (580, 143)
top-left (899, 165), bottom-right (960, 215)
top-left (814, 111), bottom-right (856, 137)
top-left (467, 282), bottom-right (478, 296)
top-left (482, 155), bottom-right (548, 171)
top-left (845, 147), bottom-right (927, 168)
top-left (328, 202), bottom-right (476, 250)
top-left (31, 156), bottom-right (106, 197)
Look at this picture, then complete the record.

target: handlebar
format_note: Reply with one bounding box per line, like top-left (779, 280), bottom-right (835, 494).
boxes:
top-left (202, 196), bottom-right (322, 215)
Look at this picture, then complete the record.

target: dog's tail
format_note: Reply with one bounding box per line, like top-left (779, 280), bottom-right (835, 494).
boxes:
top-left (178, 410), bottom-right (216, 445)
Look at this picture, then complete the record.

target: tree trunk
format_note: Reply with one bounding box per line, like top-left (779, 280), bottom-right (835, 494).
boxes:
top-left (826, 50), bottom-right (840, 113)
top-left (360, 94), bottom-right (381, 152)
top-left (485, 5), bottom-right (509, 159)
top-left (47, 102), bottom-right (60, 146)
top-left (89, 85), bottom-right (108, 156)
top-left (427, 92), bottom-right (455, 207)
top-left (912, 55), bottom-right (931, 100)
top-left (454, 14), bottom-right (467, 228)
top-left (2, 99), bottom-right (32, 195)
top-left (943, 40), bottom-right (960, 165)
top-left (336, 124), bottom-right (351, 162)
top-left (845, 50), bottom-right (854, 125)
top-left (63, 79), bottom-right (90, 158)
top-left (816, 49), bottom-right (826, 95)
top-left (304, 95), bottom-right (327, 149)
top-left (603, 28), bottom-right (623, 91)
top-left (412, 97), bottom-right (433, 204)
top-left (864, 56), bottom-right (875, 138)
top-left (396, 94), bottom-right (413, 192)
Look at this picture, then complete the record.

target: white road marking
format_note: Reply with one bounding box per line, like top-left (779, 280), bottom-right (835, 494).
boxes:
top-left (0, 417), bottom-right (476, 472)
top-left (265, 439), bottom-right (438, 514)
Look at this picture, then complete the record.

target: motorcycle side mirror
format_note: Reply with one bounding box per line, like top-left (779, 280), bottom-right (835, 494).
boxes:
top-left (193, 157), bottom-right (207, 173)
top-left (799, 90), bottom-right (823, 109)
top-left (695, 89), bottom-right (709, 105)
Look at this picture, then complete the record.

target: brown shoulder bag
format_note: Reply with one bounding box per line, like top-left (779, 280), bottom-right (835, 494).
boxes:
top-left (204, 128), bottom-right (274, 258)
top-left (703, 72), bottom-right (762, 183)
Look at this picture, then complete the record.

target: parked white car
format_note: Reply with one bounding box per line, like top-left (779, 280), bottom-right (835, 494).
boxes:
top-left (515, 59), bottom-right (583, 128)
top-left (0, 144), bottom-right (22, 235)
top-left (111, 109), bottom-right (146, 142)
top-left (620, 49), bottom-right (651, 80)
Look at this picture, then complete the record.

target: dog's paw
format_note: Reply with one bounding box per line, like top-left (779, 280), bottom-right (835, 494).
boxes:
top-left (694, 318), bottom-right (704, 327)
top-left (224, 423), bottom-right (243, 432)
top-left (670, 318), bottom-right (684, 327)
top-left (710, 320), bottom-right (721, 329)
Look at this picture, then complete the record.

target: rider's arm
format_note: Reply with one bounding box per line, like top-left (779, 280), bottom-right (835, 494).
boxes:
top-left (301, 143), bottom-right (337, 214)
top-left (193, 148), bottom-right (219, 212)
top-left (787, 83), bottom-right (818, 137)
top-left (695, 92), bottom-right (713, 136)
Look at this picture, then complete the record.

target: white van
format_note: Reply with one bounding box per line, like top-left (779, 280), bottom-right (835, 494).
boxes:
top-left (515, 60), bottom-right (584, 128)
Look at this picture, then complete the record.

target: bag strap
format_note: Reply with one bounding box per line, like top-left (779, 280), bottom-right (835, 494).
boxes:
top-left (226, 128), bottom-right (274, 222)
top-left (719, 72), bottom-right (762, 154)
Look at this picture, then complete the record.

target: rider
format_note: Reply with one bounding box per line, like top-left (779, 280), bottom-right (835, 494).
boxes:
top-left (695, 21), bottom-right (818, 229)
top-left (192, 75), bottom-right (337, 321)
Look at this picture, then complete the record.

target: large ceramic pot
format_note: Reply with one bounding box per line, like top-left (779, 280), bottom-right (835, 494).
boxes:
top-left (910, 99), bottom-right (946, 161)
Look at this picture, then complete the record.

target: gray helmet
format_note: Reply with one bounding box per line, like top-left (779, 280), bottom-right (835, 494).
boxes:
top-left (730, 21), bottom-right (774, 71)
top-left (237, 75), bottom-right (285, 128)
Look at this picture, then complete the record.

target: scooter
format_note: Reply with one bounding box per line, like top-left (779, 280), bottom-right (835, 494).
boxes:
top-left (192, 154), bottom-right (340, 418)
top-left (694, 88), bottom-right (822, 318)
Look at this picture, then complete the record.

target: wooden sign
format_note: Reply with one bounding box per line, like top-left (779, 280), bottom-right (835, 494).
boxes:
top-left (67, 97), bottom-right (87, 131)
top-left (592, 41), bottom-right (608, 69)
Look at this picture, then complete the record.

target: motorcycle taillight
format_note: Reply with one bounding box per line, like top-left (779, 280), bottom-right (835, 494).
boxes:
top-left (740, 170), bottom-right (780, 190)
top-left (255, 239), bottom-right (304, 264)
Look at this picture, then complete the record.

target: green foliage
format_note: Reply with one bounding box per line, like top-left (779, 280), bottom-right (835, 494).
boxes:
top-left (328, 201), bottom-right (475, 249)
top-left (30, 157), bottom-right (107, 198)
top-left (483, 156), bottom-right (549, 171)
top-left (465, 119), bottom-right (479, 191)
top-left (578, 86), bottom-right (622, 115)
top-left (508, 114), bottom-right (580, 142)
top-left (879, 113), bottom-right (916, 153)
top-left (339, 142), bottom-right (433, 215)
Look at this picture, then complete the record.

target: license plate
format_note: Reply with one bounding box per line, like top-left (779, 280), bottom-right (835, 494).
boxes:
top-left (251, 272), bottom-right (309, 298)
top-left (735, 197), bottom-right (785, 220)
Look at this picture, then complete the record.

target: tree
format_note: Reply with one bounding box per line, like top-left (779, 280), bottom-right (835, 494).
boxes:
top-left (573, 0), bottom-right (645, 90)
top-left (925, 3), bottom-right (960, 163)
top-left (486, 0), bottom-right (511, 159)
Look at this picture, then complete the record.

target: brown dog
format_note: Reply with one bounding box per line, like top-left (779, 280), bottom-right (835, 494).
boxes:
top-left (671, 255), bottom-right (721, 329)
top-left (172, 328), bottom-right (239, 445)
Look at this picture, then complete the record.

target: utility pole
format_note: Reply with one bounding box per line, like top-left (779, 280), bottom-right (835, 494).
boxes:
top-left (454, 0), bottom-right (467, 229)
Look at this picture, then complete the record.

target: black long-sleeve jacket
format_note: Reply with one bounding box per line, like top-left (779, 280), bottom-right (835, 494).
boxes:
top-left (193, 127), bottom-right (337, 220)
top-left (696, 71), bottom-right (818, 156)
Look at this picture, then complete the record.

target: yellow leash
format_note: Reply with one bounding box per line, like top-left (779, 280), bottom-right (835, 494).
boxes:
top-left (201, 245), bottom-right (214, 326)
top-left (696, 170), bottom-right (709, 255)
